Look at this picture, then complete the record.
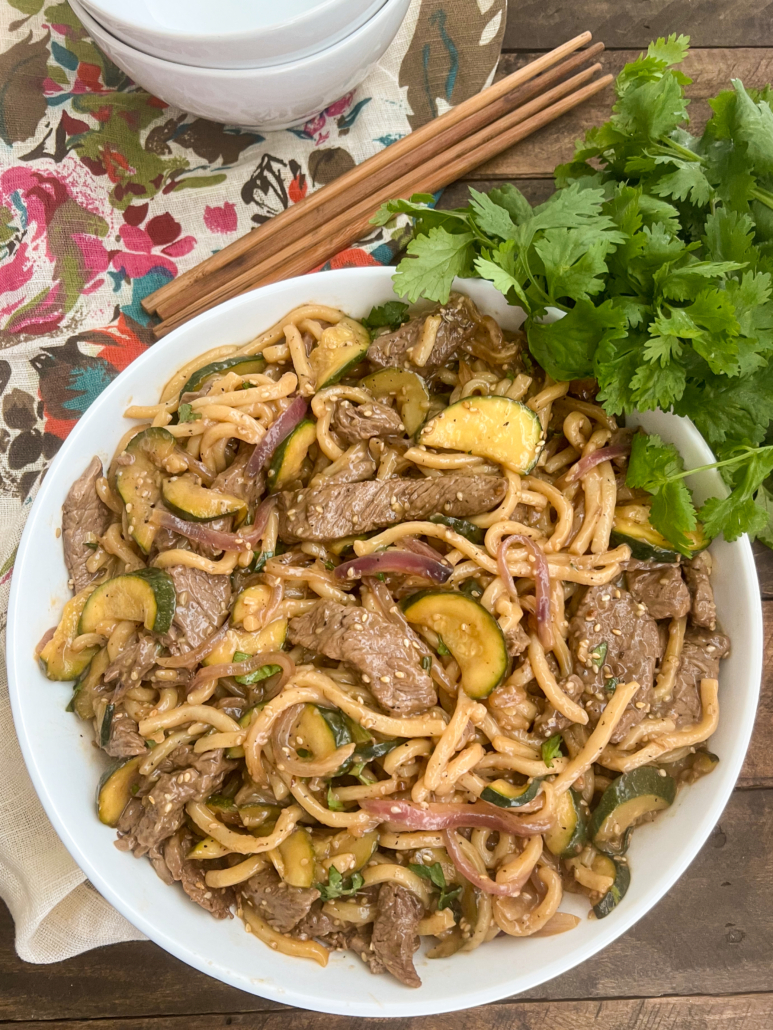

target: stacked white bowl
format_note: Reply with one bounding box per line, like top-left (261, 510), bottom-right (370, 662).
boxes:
top-left (68, 0), bottom-right (412, 129)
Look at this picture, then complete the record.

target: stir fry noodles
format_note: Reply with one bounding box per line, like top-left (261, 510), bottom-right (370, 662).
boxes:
top-left (40, 295), bottom-right (728, 987)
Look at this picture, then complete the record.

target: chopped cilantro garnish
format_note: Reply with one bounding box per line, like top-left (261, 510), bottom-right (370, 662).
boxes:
top-left (541, 734), bottom-right (563, 768)
top-left (315, 867), bottom-right (364, 900)
top-left (436, 636), bottom-right (451, 657)
top-left (421, 655), bottom-right (432, 671)
top-left (177, 402), bottom-right (202, 423)
top-left (590, 641), bottom-right (608, 668)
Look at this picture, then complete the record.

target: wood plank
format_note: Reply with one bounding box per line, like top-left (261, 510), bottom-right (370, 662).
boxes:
top-left (0, 788), bottom-right (771, 1019)
top-left (467, 49), bottom-right (773, 179)
top-left (3, 992), bottom-right (772, 1030)
top-left (503, 0), bottom-right (773, 51)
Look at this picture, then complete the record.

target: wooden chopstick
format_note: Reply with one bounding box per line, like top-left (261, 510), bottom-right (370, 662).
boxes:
top-left (142, 31), bottom-right (594, 318)
top-left (152, 42), bottom-right (605, 323)
top-left (153, 71), bottom-right (612, 338)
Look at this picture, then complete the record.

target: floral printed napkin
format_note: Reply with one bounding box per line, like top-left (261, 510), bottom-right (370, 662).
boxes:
top-left (0, 0), bottom-right (507, 962)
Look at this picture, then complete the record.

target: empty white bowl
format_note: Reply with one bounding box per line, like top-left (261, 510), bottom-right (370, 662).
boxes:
top-left (68, 0), bottom-right (411, 129)
top-left (78, 0), bottom-right (389, 70)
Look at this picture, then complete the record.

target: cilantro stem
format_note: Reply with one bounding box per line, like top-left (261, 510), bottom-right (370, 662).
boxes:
top-left (658, 138), bottom-right (702, 163)
top-left (750, 187), bottom-right (773, 212)
top-left (666, 445), bottom-right (773, 482)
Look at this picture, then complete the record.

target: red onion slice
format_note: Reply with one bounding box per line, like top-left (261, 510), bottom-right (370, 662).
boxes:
top-left (359, 798), bottom-right (552, 838)
top-left (443, 829), bottom-right (525, 896)
top-left (189, 650), bottom-right (294, 692)
top-left (499, 534), bottom-right (552, 651)
top-left (335, 550), bottom-right (451, 584)
top-left (155, 620), bottom-right (230, 669)
top-left (565, 443), bottom-right (630, 483)
top-left (245, 396), bottom-right (308, 479)
top-left (151, 498), bottom-right (274, 553)
top-left (35, 627), bottom-right (56, 657)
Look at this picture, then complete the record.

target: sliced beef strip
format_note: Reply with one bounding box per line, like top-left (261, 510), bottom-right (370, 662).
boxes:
top-left (238, 866), bottom-right (319, 933)
top-left (367, 294), bottom-right (483, 374)
top-left (503, 621), bottom-right (529, 658)
top-left (625, 564), bottom-right (690, 621)
top-left (370, 883), bottom-right (423, 988)
top-left (277, 475), bottom-right (507, 543)
top-left (103, 707), bottom-right (147, 758)
top-left (104, 632), bottom-right (158, 700)
top-left (167, 565), bottom-right (231, 649)
top-left (211, 443), bottom-right (262, 502)
top-left (62, 456), bottom-right (113, 593)
top-left (333, 400), bottom-right (404, 445)
top-left (323, 449), bottom-right (377, 484)
top-left (568, 585), bottom-right (662, 743)
top-left (288, 599), bottom-right (437, 715)
top-left (653, 628), bottom-right (730, 728)
top-left (164, 828), bottom-right (234, 918)
top-left (119, 747), bottom-right (236, 855)
top-left (683, 552), bottom-right (717, 630)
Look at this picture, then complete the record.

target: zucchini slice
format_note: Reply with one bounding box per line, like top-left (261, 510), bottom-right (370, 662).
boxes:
top-left (69, 647), bottom-right (110, 718)
top-left (115, 427), bottom-right (177, 553)
top-left (401, 589), bottom-right (508, 698)
top-left (610, 506), bottom-right (708, 563)
top-left (226, 703), bottom-right (267, 758)
top-left (429, 514), bottom-right (485, 545)
top-left (161, 474), bottom-right (246, 522)
top-left (232, 584), bottom-right (273, 626)
top-left (97, 755), bottom-right (143, 826)
top-left (277, 827), bottom-right (316, 888)
top-left (201, 618), bottom-right (287, 666)
top-left (544, 788), bottom-right (587, 858)
top-left (39, 586), bottom-right (99, 681)
top-left (309, 318), bottom-right (370, 388)
top-left (481, 777), bottom-right (542, 809)
top-left (593, 859), bottom-right (631, 919)
top-left (327, 829), bottom-right (378, 873)
top-left (361, 367), bottom-right (430, 436)
top-left (180, 356), bottom-right (266, 397)
top-left (187, 836), bottom-right (232, 860)
top-left (295, 704), bottom-right (352, 759)
top-left (589, 767), bottom-right (676, 846)
top-left (267, 419), bottom-right (317, 493)
top-left (418, 395), bottom-right (543, 474)
top-left (79, 568), bottom-right (176, 635)
top-left (238, 803), bottom-right (280, 830)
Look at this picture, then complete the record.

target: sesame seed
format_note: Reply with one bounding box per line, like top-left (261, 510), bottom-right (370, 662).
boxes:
top-left (612, 628), bottom-right (622, 636)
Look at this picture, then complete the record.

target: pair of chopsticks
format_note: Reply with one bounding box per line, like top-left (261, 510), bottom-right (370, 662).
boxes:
top-left (143, 33), bottom-right (611, 337)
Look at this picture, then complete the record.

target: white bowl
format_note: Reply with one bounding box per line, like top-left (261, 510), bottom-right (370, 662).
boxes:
top-left (7, 267), bottom-right (762, 1017)
top-left (68, 0), bottom-right (411, 129)
top-left (78, 0), bottom-right (388, 70)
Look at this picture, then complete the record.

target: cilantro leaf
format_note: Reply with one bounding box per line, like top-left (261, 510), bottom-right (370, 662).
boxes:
top-left (468, 187), bottom-right (519, 239)
top-left (392, 228), bottom-right (475, 303)
top-left (754, 484), bottom-right (773, 546)
top-left (177, 403), bottom-right (202, 423)
top-left (436, 636), bottom-right (451, 657)
top-left (409, 862), bottom-right (447, 890)
top-left (315, 867), bottom-right (364, 901)
top-left (541, 734), bottom-right (563, 768)
top-left (528, 300), bottom-right (627, 381)
top-left (362, 302), bottom-right (410, 333)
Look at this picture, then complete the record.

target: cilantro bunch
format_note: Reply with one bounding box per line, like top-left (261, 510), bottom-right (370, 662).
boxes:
top-left (375, 35), bottom-right (773, 549)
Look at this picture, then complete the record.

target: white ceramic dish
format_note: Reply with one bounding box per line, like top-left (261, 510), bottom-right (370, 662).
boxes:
top-left (78, 0), bottom-right (387, 70)
top-left (7, 267), bottom-right (762, 1016)
top-left (68, 0), bottom-right (410, 129)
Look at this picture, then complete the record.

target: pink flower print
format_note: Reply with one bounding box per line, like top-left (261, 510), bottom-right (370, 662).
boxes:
top-left (204, 202), bottom-right (238, 235)
top-left (114, 211), bottom-right (196, 279)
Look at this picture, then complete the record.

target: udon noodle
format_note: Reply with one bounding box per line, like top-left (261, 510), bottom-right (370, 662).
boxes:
top-left (40, 294), bottom-right (728, 987)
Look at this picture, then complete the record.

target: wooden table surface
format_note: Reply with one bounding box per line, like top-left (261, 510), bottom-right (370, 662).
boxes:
top-left (4, 8), bottom-right (773, 1028)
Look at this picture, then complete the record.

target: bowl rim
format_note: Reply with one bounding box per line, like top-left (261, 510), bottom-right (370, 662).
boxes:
top-left (7, 266), bottom-right (763, 1016)
top-left (69, 0), bottom-right (405, 76)
top-left (78, 0), bottom-right (385, 45)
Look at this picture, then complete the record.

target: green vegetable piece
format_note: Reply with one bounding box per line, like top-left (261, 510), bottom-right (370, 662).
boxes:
top-left (541, 733), bottom-right (563, 768)
top-left (177, 403), bottom-right (202, 423)
top-left (315, 867), bottom-right (364, 901)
